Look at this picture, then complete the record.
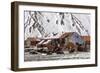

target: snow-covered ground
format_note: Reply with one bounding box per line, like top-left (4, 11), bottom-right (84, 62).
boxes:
top-left (24, 51), bottom-right (90, 61)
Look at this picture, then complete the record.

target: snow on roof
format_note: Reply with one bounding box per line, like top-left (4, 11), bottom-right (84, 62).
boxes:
top-left (37, 40), bottom-right (45, 45)
top-left (60, 32), bottom-right (74, 38)
top-left (43, 40), bottom-right (51, 45)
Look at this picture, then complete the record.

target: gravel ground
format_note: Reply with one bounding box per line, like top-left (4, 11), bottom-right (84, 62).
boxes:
top-left (24, 51), bottom-right (90, 61)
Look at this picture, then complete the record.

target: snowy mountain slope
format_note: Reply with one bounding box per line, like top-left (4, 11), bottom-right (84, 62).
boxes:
top-left (24, 11), bottom-right (90, 40)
